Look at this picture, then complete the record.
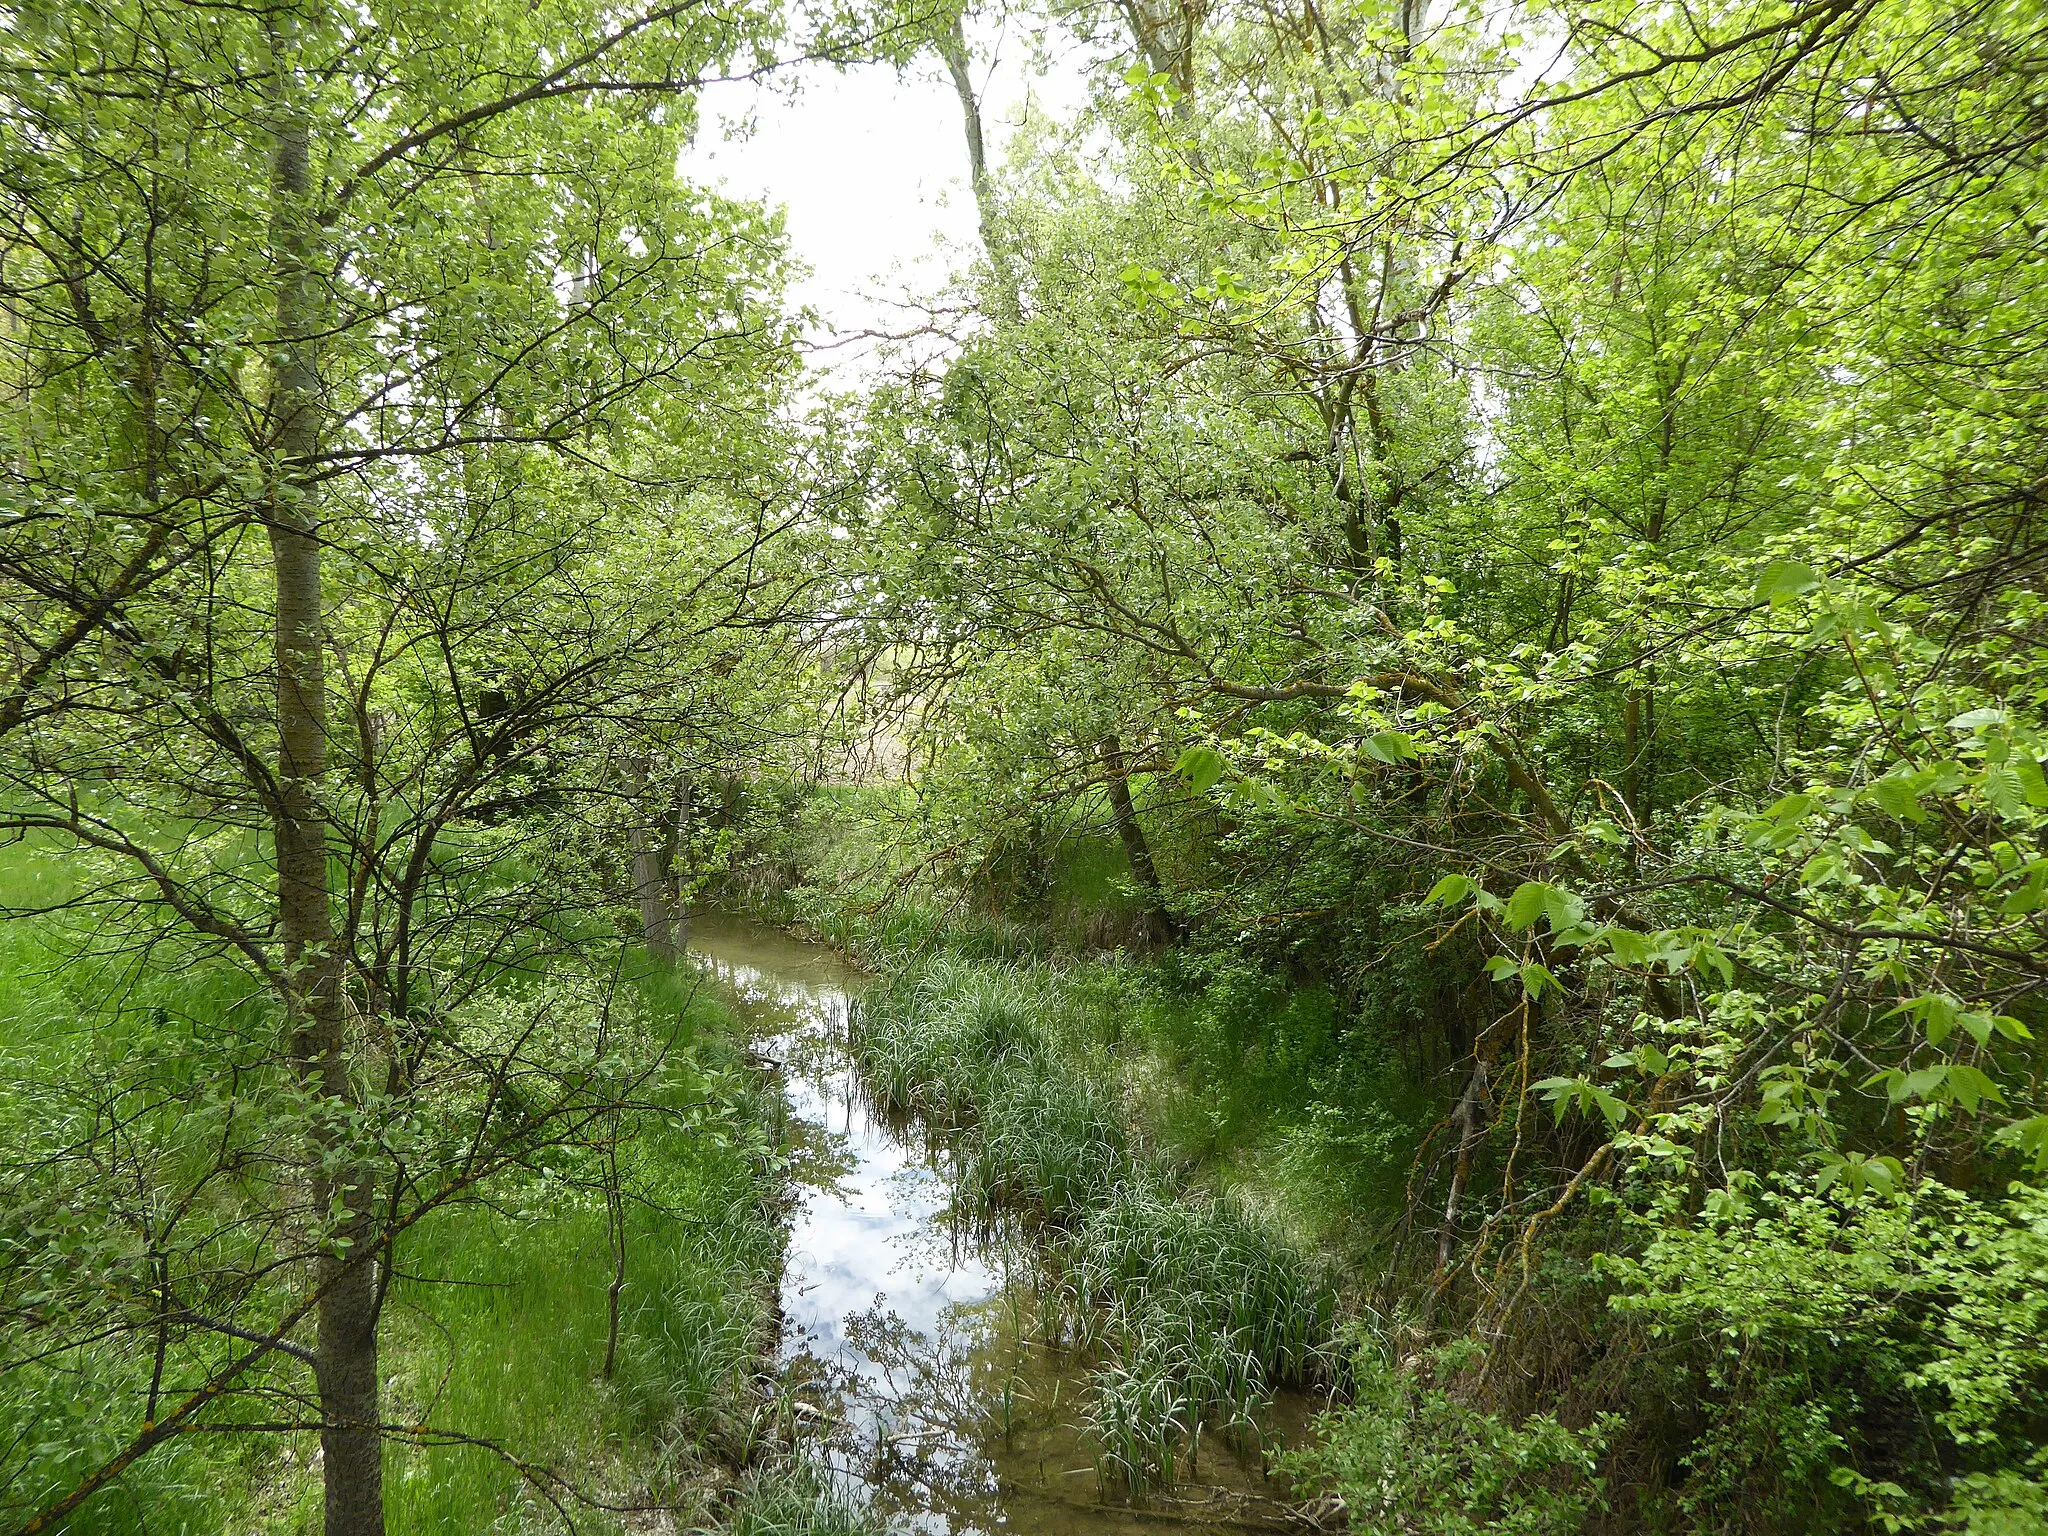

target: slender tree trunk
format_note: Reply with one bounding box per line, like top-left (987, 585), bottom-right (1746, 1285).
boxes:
top-left (1436, 1055), bottom-right (1490, 1272)
top-left (627, 757), bottom-right (675, 962)
top-left (938, 14), bottom-right (1019, 322)
top-left (269, 100), bottom-right (386, 1536)
top-left (602, 1113), bottom-right (626, 1378)
top-left (1100, 734), bottom-right (1177, 944)
top-left (670, 773), bottom-right (693, 953)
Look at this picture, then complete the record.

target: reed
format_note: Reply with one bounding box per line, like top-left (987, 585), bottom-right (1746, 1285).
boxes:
top-left (847, 956), bottom-right (1341, 1492)
top-left (724, 1462), bottom-right (879, 1536)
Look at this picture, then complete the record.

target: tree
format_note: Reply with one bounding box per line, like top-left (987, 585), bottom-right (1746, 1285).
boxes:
top-left (836, 0), bottom-right (2048, 1521)
top-left (0, 0), bottom-right (819, 1527)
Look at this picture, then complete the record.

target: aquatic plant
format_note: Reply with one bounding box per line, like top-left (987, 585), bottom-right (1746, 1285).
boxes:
top-left (848, 957), bottom-right (1342, 1491)
top-left (722, 1461), bottom-right (879, 1536)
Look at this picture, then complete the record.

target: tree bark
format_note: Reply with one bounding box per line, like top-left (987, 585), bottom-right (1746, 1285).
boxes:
top-left (1100, 733), bottom-right (1177, 944)
top-left (627, 757), bottom-right (676, 962)
top-left (938, 14), bottom-right (1019, 322)
top-left (1118, 0), bottom-right (1201, 107)
top-left (670, 772), bottom-right (693, 953)
top-left (269, 95), bottom-right (386, 1536)
top-left (1436, 1055), bottom-right (1490, 1272)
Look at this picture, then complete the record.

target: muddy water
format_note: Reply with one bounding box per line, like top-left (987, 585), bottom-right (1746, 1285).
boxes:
top-left (687, 917), bottom-right (1310, 1536)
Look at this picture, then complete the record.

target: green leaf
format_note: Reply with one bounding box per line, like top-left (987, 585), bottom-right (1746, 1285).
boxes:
top-left (1944, 1064), bottom-right (2004, 1113)
top-left (1947, 707), bottom-right (2007, 732)
top-left (2000, 864), bottom-right (2048, 917)
top-left (1422, 873), bottom-right (1476, 908)
top-left (1175, 745), bottom-right (1228, 795)
top-left (1502, 880), bottom-right (1583, 935)
top-left (2015, 756), bottom-right (2048, 808)
top-left (1994, 1115), bottom-right (2048, 1172)
top-left (1484, 955), bottom-right (1519, 982)
top-left (1588, 1085), bottom-right (1629, 1128)
top-left (1519, 962), bottom-right (1560, 1001)
top-left (1361, 730), bottom-right (1418, 764)
top-left (1817, 1151), bottom-right (1905, 1199)
top-left (1981, 766), bottom-right (2028, 818)
top-left (1531, 1076), bottom-right (1628, 1129)
top-left (1606, 1044), bottom-right (1669, 1076)
top-left (1532, 1076), bottom-right (1578, 1123)
top-left (1504, 881), bottom-right (1552, 933)
top-left (1899, 1065), bottom-right (1949, 1103)
top-left (1689, 940), bottom-right (1735, 986)
top-left (1704, 1186), bottom-right (1749, 1222)
top-left (1600, 927), bottom-right (1655, 966)
top-left (1542, 886), bottom-right (1586, 932)
top-left (1755, 559), bottom-right (1820, 605)
top-left (1868, 772), bottom-right (1928, 825)
top-left (1889, 993), bottom-right (1959, 1047)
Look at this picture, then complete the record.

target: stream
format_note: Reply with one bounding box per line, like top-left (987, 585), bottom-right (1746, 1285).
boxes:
top-left (687, 916), bottom-right (1309, 1536)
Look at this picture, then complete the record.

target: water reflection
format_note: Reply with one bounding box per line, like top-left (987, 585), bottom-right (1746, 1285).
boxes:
top-left (687, 916), bottom-right (1305, 1536)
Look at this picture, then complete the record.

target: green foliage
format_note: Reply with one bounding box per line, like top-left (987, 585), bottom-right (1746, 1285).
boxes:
top-left (849, 956), bottom-right (1340, 1488)
top-left (1288, 1333), bottom-right (1615, 1536)
top-left (0, 842), bottom-right (788, 1532)
top-left (820, 0), bottom-right (2048, 1523)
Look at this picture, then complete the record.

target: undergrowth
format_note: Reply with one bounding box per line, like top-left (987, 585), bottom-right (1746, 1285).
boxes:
top-left (847, 955), bottom-right (1341, 1492)
top-left (0, 841), bottom-right (804, 1536)
top-left (382, 964), bottom-right (785, 1532)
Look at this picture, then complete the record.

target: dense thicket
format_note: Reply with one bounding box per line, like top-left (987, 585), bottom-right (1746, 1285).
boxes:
top-left (0, 0), bottom-right (839, 1528)
top-left (4, 0), bottom-right (2044, 1529)
top-left (816, 0), bottom-right (2048, 1528)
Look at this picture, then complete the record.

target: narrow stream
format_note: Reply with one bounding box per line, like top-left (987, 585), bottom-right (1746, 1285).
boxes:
top-left (688, 917), bottom-right (1307, 1536)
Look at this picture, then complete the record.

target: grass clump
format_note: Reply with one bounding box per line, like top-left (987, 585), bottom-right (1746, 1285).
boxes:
top-left (847, 955), bottom-right (1341, 1493)
top-left (719, 1461), bottom-right (878, 1536)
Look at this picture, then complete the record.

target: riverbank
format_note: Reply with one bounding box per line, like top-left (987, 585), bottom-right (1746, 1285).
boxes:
top-left (806, 936), bottom-right (1620, 1536)
top-left (848, 956), bottom-right (1342, 1496)
top-left (0, 837), bottom-right (803, 1535)
top-left (689, 915), bottom-right (1333, 1536)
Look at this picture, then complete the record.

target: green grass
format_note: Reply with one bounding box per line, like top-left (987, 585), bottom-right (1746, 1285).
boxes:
top-left (381, 973), bottom-right (783, 1533)
top-left (846, 955), bottom-right (1340, 1492)
top-left (722, 1461), bottom-right (878, 1536)
top-left (0, 839), bottom-right (795, 1536)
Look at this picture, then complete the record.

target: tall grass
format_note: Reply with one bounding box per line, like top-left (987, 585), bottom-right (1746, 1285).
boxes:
top-left (847, 956), bottom-right (1341, 1493)
top-left (0, 838), bottom-right (793, 1535)
top-left (721, 1461), bottom-right (878, 1536)
top-left (0, 848), bottom-right (302, 1532)
top-left (382, 981), bottom-right (784, 1533)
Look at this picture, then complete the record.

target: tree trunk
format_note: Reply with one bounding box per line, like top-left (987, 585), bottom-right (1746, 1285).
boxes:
top-left (1118, 0), bottom-right (1200, 107)
top-left (938, 14), bottom-right (1018, 322)
top-left (269, 102), bottom-right (386, 1536)
top-left (1100, 733), bottom-right (1177, 944)
top-left (602, 1115), bottom-right (626, 1378)
top-left (627, 757), bottom-right (675, 962)
top-left (1436, 1055), bottom-right (1490, 1271)
top-left (670, 773), bottom-right (693, 953)
top-left (1623, 678), bottom-right (1655, 826)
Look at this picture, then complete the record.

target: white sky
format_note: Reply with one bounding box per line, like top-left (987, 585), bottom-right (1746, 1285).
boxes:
top-left (682, 21), bottom-right (1093, 381)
